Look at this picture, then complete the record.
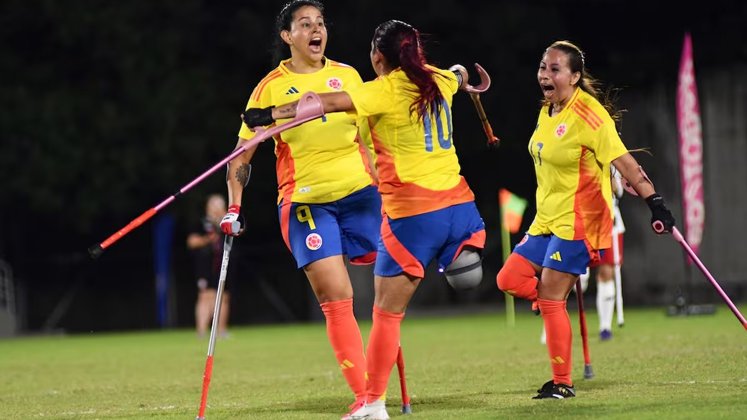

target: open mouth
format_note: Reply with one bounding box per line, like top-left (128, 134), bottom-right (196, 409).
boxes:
top-left (541, 84), bottom-right (555, 92)
top-left (309, 37), bottom-right (322, 52)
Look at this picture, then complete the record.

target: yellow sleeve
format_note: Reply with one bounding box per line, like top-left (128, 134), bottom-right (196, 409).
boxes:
top-left (592, 114), bottom-right (628, 165)
top-left (431, 66), bottom-right (459, 94)
top-left (347, 78), bottom-right (393, 118)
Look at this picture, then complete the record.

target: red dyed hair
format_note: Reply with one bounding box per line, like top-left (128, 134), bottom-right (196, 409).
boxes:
top-left (372, 20), bottom-right (443, 121)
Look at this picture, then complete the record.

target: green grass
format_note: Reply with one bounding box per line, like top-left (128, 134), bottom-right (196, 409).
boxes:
top-left (1, 306), bottom-right (746, 419)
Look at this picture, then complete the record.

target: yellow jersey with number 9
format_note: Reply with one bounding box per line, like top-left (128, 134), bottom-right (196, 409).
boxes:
top-left (527, 88), bottom-right (628, 250)
top-left (346, 66), bottom-right (474, 219)
top-left (238, 58), bottom-right (375, 204)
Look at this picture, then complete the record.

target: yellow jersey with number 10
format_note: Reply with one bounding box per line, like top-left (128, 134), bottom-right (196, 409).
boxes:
top-left (346, 66), bottom-right (474, 219)
top-left (238, 58), bottom-right (375, 205)
top-left (527, 88), bottom-right (628, 250)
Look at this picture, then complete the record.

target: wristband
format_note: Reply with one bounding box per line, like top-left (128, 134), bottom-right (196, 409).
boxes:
top-left (645, 193), bottom-right (663, 210)
top-left (242, 106), bottom-right (275, 128)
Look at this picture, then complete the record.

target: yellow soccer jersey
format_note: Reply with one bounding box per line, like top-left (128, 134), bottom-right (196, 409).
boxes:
top-left (238, 58), bottom-right (375, 204)
top-left (527, 88), bottom-right (628, 250)
top-left (346, 66), bottom-right (474, 218)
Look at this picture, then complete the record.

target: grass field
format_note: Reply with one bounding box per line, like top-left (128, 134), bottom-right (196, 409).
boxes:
top-left (2, 306), bottom-right (746, 419)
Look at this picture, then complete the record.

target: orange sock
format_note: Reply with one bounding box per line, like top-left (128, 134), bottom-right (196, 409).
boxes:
top-left (366, 305), bottom-right (405, 402)
top-left (320, 298), bottom-right (366, 401)
top-left (538, 298), bottom-right (573, 385)
top-left (496, 253), bottom-right (538, 301)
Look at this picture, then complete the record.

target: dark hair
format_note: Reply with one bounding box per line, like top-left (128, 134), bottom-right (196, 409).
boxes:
top-left (372, 20), bottom-right (443, 121)
top-left (271, 0), bottom-right (325, 65)
top-left (545, 40), bottom-right (622, 121)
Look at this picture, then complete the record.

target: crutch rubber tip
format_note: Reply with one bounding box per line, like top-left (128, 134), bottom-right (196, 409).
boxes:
top-left (402, 403), bottom-right (412, 414)
top-left (88, 244), bottom-right (104, 259)
top-left (583, 364), bottom-right (594, 380)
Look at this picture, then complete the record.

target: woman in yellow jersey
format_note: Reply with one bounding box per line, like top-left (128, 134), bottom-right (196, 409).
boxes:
top-left (245, 20), bottom-right (486, 419)
top-left (496, 40), bottom-right (675, 399)
top-left (220, 1), bottom-right (381, 413)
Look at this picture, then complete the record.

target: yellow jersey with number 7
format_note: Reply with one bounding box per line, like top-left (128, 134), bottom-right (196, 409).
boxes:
top-left (527, 87), bottom-right (628, 250)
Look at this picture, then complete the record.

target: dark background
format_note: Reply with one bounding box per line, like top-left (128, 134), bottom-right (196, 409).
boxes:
top-left (1, 0), bottom-right (746, 333)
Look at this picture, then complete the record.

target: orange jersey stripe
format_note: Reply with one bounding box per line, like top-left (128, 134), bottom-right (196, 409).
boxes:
top-left (573, 147), bottom-right (613, 249)
top-left (573, 100), bottom-right (603, 125)
top-left (571, 105), bottom-right (600, 130)
top-left (279, 197), bottom-right (293, 251)
top-left (252, 70), bottom-right (283, 102)
top-left (274, 133), bottom-right (297, 205)
top-left (571, 101), bottom-right (603, 130)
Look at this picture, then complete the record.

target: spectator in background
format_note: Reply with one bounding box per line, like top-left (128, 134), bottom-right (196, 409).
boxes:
top-left (187, 194), bottom-right (231, 338)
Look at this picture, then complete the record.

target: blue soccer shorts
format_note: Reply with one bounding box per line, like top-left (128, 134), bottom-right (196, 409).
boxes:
top-left (513, 233), bottom-right (600, 275)
top-left (279, 185), bottom-right (382, 268)
top-left (375, 201), bottom-right (486, 278)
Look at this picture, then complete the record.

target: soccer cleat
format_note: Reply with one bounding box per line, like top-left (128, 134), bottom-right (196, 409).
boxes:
top-left (600, 329), bottom-right (612, 341)
top-left (343, 399), bottom-right (389, 420)
top-left (341, 400), bottom-right (365, 420)
top-left (532, 382), bottom-right (576, 399)
top-left (536, 379), bottom-right (554, 394)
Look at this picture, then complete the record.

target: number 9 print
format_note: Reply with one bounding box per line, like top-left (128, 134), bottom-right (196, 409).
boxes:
top-left (296, 205), bottom-right (317, 230)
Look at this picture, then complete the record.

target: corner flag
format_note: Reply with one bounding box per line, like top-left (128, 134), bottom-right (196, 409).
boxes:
top-left (499, 189), bottom-right (528, 234)
top-left (498, 188), bottom-right (528, 327)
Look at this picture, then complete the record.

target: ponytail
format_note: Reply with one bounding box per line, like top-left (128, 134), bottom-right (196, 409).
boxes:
top-left (373, 20), bottom-right (443, 121)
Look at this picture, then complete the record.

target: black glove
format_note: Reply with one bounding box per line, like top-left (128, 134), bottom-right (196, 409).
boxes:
top-left (242, 106), bottom-right (275, 128)
top-left (645, 193), bottom-right (675, 234)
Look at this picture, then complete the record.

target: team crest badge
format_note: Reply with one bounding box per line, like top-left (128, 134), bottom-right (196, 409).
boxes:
top-left (327, 77), bottom-right (342, 90)
top-left (306, 233), bottom-right (323, 250)
top-left (555, 123), bottom-right (567, 138)
top-left (517, 235), bottom-right (529, 246)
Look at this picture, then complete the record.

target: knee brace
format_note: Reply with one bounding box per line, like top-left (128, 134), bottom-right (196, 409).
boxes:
top-left (444, 249), bottom-right (483, 290)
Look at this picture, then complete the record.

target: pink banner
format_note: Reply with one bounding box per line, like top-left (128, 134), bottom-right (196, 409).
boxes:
top-left (676, 33), bottom-right (705, 256)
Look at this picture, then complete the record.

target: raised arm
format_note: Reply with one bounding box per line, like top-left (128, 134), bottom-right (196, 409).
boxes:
top-left (243, 92), bottom-right (354, 127)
